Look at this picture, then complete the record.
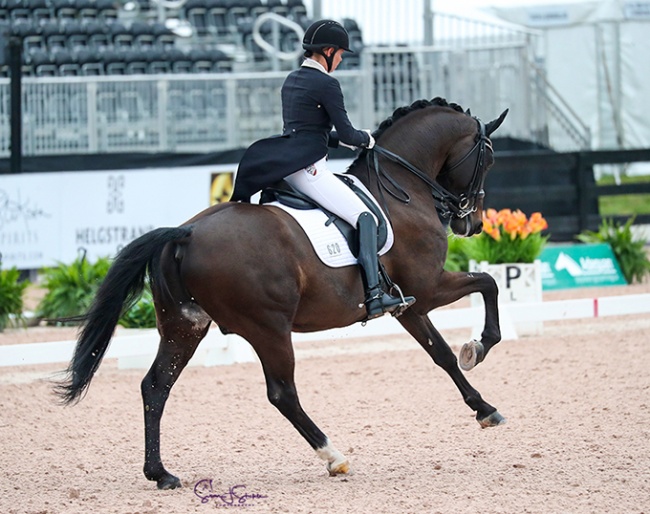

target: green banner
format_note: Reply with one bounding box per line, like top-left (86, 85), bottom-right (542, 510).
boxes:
top-left (539, 243), bottom-right (627, 290)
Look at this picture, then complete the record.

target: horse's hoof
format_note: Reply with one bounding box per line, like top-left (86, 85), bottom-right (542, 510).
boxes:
top-left (327, 459), bottom-right (350, 476)
top-left (477, 410), bottom-right (506, 428)
top-left (459, 339), bottom-right (484, 371)
top-left (157, 474), bottom-right (182, 490)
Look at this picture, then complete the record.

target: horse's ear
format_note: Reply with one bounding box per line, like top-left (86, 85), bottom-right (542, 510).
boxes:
top-left (485, 109), bottom-right (509, 136)
top-left (465, 108), bottom-right (472, 116)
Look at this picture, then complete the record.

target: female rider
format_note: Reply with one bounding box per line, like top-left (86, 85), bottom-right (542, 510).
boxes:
top-left (231, 19), bottom-right (415, 320)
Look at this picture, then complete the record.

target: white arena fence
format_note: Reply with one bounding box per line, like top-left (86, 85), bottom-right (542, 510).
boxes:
top-left (1, 293), bottom-right (648, 370)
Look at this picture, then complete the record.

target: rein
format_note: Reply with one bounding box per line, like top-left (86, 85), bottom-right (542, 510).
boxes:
top-left (366, 118), bottom-right (490, 221)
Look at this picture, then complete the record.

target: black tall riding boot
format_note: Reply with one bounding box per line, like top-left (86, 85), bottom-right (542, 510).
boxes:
top-left (356, 212), bottom-right (416, 320)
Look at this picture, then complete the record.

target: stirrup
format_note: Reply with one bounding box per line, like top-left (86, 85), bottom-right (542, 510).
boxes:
top-left (362, 285), bottom-right (415, 321)
top-left (388, 283), bottom-right (416, 318)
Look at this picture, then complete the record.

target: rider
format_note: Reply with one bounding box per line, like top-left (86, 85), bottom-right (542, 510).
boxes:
top-left (231, 19), bottom-right (415, 320)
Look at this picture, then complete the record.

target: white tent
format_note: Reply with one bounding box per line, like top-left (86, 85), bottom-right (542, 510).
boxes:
top-left (486, 0), bottom-right (650, 156)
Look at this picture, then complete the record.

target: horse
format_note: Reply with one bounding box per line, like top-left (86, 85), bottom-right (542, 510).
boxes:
top-left (55, 97), bottom-right (509, 490)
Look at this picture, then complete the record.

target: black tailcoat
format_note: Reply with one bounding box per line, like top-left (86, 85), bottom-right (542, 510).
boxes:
top-left (230, 65), bottom-right (371, 202)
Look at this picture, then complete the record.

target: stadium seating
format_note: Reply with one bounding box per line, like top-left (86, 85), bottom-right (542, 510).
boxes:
top-left (75, 47), bottom-right (105, 74)
top-left (0, 0), bottom-right (364, 77)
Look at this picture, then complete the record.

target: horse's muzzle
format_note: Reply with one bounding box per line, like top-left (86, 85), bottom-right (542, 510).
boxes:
top-left (450, 216), bottom-right (483, 237)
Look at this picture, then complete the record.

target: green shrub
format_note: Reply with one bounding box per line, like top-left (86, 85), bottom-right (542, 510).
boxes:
top-left (577, 217), bottom-right (650, 284)
top-left (118, 286), bottom-right (157, 329)
top-left (37, 252), bottom-right (111, 324)
top-left (0, 264), bottom-right (29, 331)
top-left (37, 251), bottom-right (158, 328)
top-left (445, 234), bottom-right (470, 272)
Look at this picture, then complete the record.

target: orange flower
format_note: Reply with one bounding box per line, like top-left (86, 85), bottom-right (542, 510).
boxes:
top-left (475, 208), bottom-right (548, 263)
top-left (519, 225), bottom-right (533, 240)
top-left (495, 209), bottom-right (512, 226)
top-left (527, 212), bottom-right (548, 233)
top-left (485, 208), bottom-right (499, 223)
top-left (486, 225), bottom-right (501, 241)
top-left (482, 208), bottom-right (548, 241)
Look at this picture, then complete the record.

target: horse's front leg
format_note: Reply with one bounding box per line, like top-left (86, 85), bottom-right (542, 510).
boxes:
top-left (428, 270), bottom-right (501, 370)
top-left (398, 309), bottom-right (505, 428)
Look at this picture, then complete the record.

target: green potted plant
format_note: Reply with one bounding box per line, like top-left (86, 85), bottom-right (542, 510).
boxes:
top-left (577, 217), bottom-right (650, 284)
top-left (0, 259), bottom-right (29, 331)
top-left (465, 208), bottom-right (550, 336)
top-left (464, 208), bottom-right (549, 264)
top-left (36, 251), bottom-right (111, 324)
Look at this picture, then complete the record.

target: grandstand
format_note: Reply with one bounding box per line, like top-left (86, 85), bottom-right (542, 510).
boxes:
top-left (0, 0), bottom-right (591, 161)
top-left (0, 0), bottom-right (316, 77)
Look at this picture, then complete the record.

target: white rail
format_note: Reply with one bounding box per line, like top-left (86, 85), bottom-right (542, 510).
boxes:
top-left (1, 293), bottom-right (648, 370)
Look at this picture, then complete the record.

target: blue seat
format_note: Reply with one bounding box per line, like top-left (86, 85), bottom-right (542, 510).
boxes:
top-left (63, 19), bottom-right (88, 50)
top-left (41, 20), bottom-right (68, 51)
top-left (151, 22), bottom-right (175, 48)
top-left (50, 0), bottom-right (77, 22)
top-left (130, 21), bottom-right (156, 48)
top-left (28, 47), bottom-right (58, 76)
top-left (96, 0), bottom-right (117, 21)
top-left (74, 0), bottom-right (98, 20)
top-left (76, 47), bottom-right (105, 75)
top-left (147, 47), bottom-right (171, 74)
top-left (123, 47), bottom-right (150, 75)
top-left (102, 47), bottom-right (126, 75)
top-left (85, 20), bottom-right (111, 50)
top-left (167, 47), bottom-right (193, 74)
top-left (53, 47), bottom-right (80, 75)
top-left (109, 21), bottom-right (134, 47)
top-left (30, 0), bottom-right (54, 23)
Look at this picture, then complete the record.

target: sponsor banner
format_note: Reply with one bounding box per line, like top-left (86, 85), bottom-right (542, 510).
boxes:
top-left (539, 243), bottom-right (627, 290)
top-left (0, 159), bottom-right (353, 270)
top-left (0, 164), bottom-right (236, 269)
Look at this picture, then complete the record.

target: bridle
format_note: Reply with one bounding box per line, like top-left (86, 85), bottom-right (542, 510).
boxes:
top-left (366, 117), bottom-right (492, 221)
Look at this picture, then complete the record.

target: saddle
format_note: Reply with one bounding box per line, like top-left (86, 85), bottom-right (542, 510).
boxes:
top-left (259, 174), bottom-right (388, 257)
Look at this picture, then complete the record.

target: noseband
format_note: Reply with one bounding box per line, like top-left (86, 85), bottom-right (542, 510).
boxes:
top-left (367, 118), bottom-right (491, 221)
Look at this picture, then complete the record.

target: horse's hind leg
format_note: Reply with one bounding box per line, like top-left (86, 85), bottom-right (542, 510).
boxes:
top-left (141, 309), bottom-right (212, 489)
top-left (250, 330), bottom-right (350, 476)
top-left (398, 310), bottom-right (506, 428)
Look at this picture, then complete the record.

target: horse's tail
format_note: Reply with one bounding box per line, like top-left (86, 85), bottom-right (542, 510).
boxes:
top-left (54, 225), bottom-right (193, 405)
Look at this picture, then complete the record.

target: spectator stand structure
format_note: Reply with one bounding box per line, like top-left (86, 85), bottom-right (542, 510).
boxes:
top-left (0, 0), bottom-right (315, 78)
top-left (0, 0), bottom-right (590, 160)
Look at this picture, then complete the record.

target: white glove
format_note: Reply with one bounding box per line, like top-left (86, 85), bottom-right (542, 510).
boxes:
top-left (364, 129), bottom-right (375, 149)
top-left (339, 141), bottom-right (358, 150)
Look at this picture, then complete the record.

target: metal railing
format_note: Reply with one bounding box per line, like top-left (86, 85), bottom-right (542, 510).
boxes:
top-left (0, 16), bottom-right (592, 158)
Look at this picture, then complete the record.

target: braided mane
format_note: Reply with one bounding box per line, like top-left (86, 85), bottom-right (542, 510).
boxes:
top-left (350, 97), bottom-right (469, 168)
top-left (372, 97), bottom-right (467, 141)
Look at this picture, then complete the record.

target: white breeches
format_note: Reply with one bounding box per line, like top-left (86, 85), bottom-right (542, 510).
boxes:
top-left (284, 157), bottom-right (376, 227)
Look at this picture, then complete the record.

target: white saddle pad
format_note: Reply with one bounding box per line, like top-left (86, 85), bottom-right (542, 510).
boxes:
top-left (265, 176), bottom-right (394, 268)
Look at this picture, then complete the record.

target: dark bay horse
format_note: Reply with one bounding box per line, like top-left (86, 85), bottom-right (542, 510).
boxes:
top-left (56, 98), bottom-right (508, 489)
